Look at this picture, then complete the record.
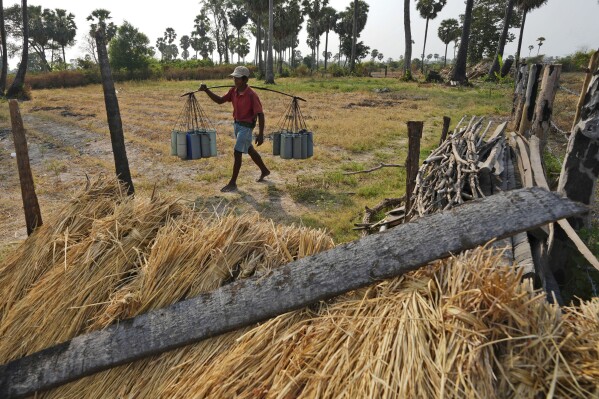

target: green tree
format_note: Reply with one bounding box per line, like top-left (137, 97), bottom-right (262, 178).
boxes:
top-left (466, 0), bottom-right (521, 64)
top-left (302, 0), bottom-right (328, 70)
top-left (320, 5), bottom-right (337, 71)
top-left (5, 5), bottom-right (52, 71)
top-left (335, 0), bottom-right (368, 68)
top-left (109, 21), bottom-right (154, 71)
top-left (53, 9), bottom-right (76, 67)
top-left (536, 36), bottom-right (545, 55)
top-left (192, 11), bottom-right (214, 61)
top-left (87, 9), bottom-right (117, 43)
top-left (403, 0), bottom-right (412, 79)
top-left (487, 0), bottom-right (516, 80)
top-left (513, 0), bottom-right (547, 69)
top-left (228, 6), bottom-right (249, 63)
top-left (201, 0), bottom-right (233, 64)
top-left (7, 0), bottom-right (28, 99)
top-left (450, 0), bottom-right (473, 84)
top-left (371, 48), bottom-right (378, 62)
top-left (0, 0), bottom-right (8, 95)
top-left (180, 34), bottom-right (190, 60)
top-left (437, 18), bottom-right (459, 67)
top-left (416, 0), bottom-right (447, 73)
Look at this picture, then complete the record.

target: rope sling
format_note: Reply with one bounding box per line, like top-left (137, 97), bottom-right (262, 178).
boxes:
top-left (170, 93), bottom-right (217, 160)
top-left (272, 97), bottom-right (314, 159)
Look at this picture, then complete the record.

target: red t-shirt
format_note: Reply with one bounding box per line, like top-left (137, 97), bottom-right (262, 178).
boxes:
top-left (222, 87), bottom-right (263, 124)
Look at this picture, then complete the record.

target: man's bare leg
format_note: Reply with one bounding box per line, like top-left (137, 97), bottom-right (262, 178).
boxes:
top-left (248, 146), bottom-right (270, 182)
top-left (221, 150), bottom-right (242, 192)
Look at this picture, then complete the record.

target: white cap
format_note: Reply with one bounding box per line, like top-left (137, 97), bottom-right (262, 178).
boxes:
top-left (230, 66), bottom-right (250, 78)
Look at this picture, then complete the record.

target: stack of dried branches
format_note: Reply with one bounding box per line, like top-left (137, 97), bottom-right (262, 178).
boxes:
top-left (358, 117), bottom-right (508, 233)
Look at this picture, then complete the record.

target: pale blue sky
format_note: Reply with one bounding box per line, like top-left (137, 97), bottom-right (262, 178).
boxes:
top-left (18, 0), bottom-right (599, 65)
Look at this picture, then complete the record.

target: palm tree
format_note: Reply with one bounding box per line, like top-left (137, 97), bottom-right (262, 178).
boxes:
top-left (437, 18), bottom-right (459, 67)
top-left (416, 0), bottom-right (447, 74)
top-left (450, 0), bottom-right (474, 84)
top-left (7, 0), bottom-right (28, 99)
top-left (403, 0), bottom-right (412, 79)
top-left (320, 6), bottom-right (337, 71)
top-left (228, 6), bottom-right (248, 63)
top-left (53, 9), bottom-right (77, 66)
top-left (487, 0), bottom-right (516, 80)
top-left (0, 0), bottom-right (8, 95)
top-left (514, 0), bottom-right (547, 70)
top-left (349, 0), bottom-right (358, 72)
top-left (528, 44), bottom-right (533, 56)
top-left (265, 0), bottom-right (274, 83)
top-left (92, 12), bottom-right (134, 195)
top-left (536, 36), bottom-right (545, 55)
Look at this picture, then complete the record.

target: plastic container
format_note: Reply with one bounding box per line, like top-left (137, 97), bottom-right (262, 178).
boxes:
top-left (300, 132), bottom-right (308, 159)
top-left (177, 131), bottom-right (188, 159)
top-left (272, 131), bottom-right (281, 156)
top-left (307, 131), bottom-right (314, 158)
top-left (292, 133), bottom-right (302, 159)
top-left (200, 131), bottom-right (211, 158)
top-left (206, 129), bottom-right (217, 157)
top-left (280, 132), bottom-right (293, 159)
top-left (170, 130), bottom-right (179, 155)
top-left (189, 132), bottom-right (202, 159)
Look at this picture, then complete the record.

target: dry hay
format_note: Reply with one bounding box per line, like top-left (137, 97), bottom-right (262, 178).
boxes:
top-left (0, 178), bottom-right (598, 398)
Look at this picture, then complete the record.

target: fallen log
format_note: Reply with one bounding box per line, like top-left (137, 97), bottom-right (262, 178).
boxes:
top-left (0, 188), bottom-right (587, 399)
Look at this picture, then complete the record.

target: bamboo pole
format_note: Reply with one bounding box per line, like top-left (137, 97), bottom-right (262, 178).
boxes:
top-left (8, 100), bottom-right (42, 235)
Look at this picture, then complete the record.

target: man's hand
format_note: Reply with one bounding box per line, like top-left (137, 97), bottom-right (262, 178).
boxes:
top-left (255, 133), bottom-right (264, 146)
top-left (198, 83), bottom-right (208, 92)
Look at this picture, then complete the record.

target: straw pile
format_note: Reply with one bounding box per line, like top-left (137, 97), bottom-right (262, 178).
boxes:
top-left (1, 178), bottom-right (598, 398)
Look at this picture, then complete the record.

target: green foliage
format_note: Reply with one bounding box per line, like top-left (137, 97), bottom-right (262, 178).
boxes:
top-left (108, 21), bottom-right (155, 72)
top-left (558, 50), bottom-right (594, 72)
top-left (327, 64), bottom-right (348, 77)
top-left (466, 0), bottom-right (522, 64)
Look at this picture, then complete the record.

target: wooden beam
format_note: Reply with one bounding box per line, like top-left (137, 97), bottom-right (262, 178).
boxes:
top-left (9, 100), bottom-right (43, 235)
top-left (439, 116), bottom-right (451, 146)
top-left (572, 49), bottom-right (599, 130)
top-left (0, 188), bottom-right (587, 399)
top-left (511, 63), bottom-right (530, 131)
top-left (405, 121), bottom-right (423, 217)
top-left (530, 64), bottom-right (562, 151)
top-left (518, 64), bottom-right (542, 137)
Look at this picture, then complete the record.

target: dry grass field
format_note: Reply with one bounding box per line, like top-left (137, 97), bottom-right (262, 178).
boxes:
top-left (0, 74), bottom-right (585, 251)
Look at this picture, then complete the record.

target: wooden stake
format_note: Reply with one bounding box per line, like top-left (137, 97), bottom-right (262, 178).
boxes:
top-left (511, 63), bottom-right (529, 131)
top-left (530, 64), bottom-right (562, 150)
top-left (439, 116), bottom-right (451, 146)
top-left (0, 188), bottom-right (587, 399)
top-left (572, 49), bottom-right (599, 130)
top-left (8, 100), bottom-right (42, 235)
top-left (518, 64), bottom-right (542, 137)
top-left (405, 121), bottom-right (423, 217)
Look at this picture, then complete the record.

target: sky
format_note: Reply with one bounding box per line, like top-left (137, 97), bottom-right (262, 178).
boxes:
top-left (13, 0), bottom-right (599, 67)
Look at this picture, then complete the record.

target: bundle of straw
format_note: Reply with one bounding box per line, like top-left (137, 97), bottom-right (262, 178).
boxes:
top-left (1, 178), bottom-right (598, 398)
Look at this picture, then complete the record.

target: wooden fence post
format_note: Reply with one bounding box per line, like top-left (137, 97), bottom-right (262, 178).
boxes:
top-left (530, 64), bottom-right (562, 151)
top-left (557, 59), bottom-right (599, 230)
top-left (572, 49), bottom-right (599, 130)
top-left (8, 100), bottom-right (42, 235)
top-left (439, 116), bottom-right (451, 146)
top-left (518, 63), bottom-right (542, 137)
top-left (405, 121), bottom-right (423, 216)
top-left (511, 63), bottom-right (529, 131)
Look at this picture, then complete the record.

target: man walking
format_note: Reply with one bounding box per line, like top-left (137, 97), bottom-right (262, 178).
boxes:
top-left (199, 66), bottom-right (270, 192)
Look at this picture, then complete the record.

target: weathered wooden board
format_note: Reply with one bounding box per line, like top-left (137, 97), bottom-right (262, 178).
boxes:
top-left (0, 188), bottom-right (587, 399)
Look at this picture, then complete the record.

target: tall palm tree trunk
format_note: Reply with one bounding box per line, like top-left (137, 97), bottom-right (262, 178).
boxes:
top-left (0, 0), bottom-right (8, 95)
top-left (265, 0), bottom-right (275, 84)
top-left (488, 0), bottom-right (516, 80)
top-left (403, 0), bottom-right (412, 79)
top-left (514, 9), bottom-right (527, 72)
top-left (7, 0), bottom-right (28, 99)
top-left (95, 28), bottom-right (134, 195)
top-left (451, 0), bottom-right (474, 84)
top-left (349, 0), bottom-right (358, 73)
top-left (421, 17), bottom-right (430, 73)
top-left (444, 42), bottom-right (448, 67)
top-left (324, 29), bottom-right (329, 71)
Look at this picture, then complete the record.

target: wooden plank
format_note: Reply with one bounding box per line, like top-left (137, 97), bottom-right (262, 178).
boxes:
top-left (572, 49), bottom-right (599, 130)
top-left (9, 100), bottom-right (43, 235)
top-left (518, 64), bottom-right (543, 137)
top-left (514, 135), bottom-right (534, 188)
top-left (0, 188), bottom-right (587, 399)
top-left (530, 64), bottom-right (562, 150)
top-left (439, 116), bottom-right (451, 146)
